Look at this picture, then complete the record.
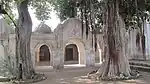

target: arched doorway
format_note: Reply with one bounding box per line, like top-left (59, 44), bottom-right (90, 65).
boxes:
top-left (64, 44), bottom-right (78, 64)
top-left (64, 38), bottom-right (86, 65)
top-left (36, 45), bottom-right (50, 66)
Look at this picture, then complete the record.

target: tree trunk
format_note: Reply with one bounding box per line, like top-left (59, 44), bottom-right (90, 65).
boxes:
top-left (16, 0), bottom-right (35, 80)
top-left (141, 21), bottom-right (146, 60)
top-left (95, 0), bottom-right (133, 80)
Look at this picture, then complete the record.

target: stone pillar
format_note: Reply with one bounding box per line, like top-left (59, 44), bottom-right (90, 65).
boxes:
top-left (0, 44), bottom-right (5, 59)
top-left (53, 49), bottom-right (64, 70)
top-left (144, 23), bottom-right (150, 60)
top-left (98, 49), bottom-right (102, 64)
top-left (59, 49), bottom-right (64, 68)
top-left (85, 49), bottom-right (95, 67)
top-left (31, 50), bottom-right (35, 67)
top-left (79, 50), bottom-right (85, 65)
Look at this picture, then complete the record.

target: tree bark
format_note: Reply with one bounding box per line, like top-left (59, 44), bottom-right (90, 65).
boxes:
top-left (141, 21), bottom-right (146, 60)
top-left (16, 0), bottom-right (35, 80)
top-left (95, 0), bottom-right (132, 80)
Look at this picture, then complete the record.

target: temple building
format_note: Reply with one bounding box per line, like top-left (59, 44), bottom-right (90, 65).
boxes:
top-left (0, 18), bottom-right (150, 69)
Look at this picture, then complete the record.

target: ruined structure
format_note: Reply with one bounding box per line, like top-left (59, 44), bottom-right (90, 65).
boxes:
top-left (7, 18), bottom-right (102, 69)
top-left (1, 18), bottom-right (150, 70)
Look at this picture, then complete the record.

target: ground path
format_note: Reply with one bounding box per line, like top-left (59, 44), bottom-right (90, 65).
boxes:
top-left (0, 64), bottom-right (150, 84)
top-left (34, 65), bottom-right (150, 84)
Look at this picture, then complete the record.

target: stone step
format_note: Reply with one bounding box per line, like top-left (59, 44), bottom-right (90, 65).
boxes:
top-left (129, 61), bottom-right (150, 72)
top-left (129, 61), bottom-right (150, 67)
top-left (130, 65), bottom-right (150, 72)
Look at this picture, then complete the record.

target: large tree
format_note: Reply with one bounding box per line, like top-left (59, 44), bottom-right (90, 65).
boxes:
top-left (1, 0), bottom-right (150, 81)
top-left (1, 0), bottom-right (52, 80)
top-left (51, 0), bottom-right (150, 80)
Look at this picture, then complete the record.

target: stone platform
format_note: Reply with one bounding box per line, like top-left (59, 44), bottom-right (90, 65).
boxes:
top-left (130, 60), bottom-right (150, 72)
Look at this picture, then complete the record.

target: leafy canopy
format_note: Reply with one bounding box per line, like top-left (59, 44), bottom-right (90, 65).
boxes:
top-left (51, 0), bottom-right (150, 29)
top-left (0, 0), bottom-right (53, 22)
top-left (1, 0), bottom-right (150, 30)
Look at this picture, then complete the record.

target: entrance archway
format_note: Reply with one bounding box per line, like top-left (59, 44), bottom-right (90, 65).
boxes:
top-left (64, 38), bottom-right (85, 65)
top-left (36, 45), bottom-right (50, 66)
top-left (64, 44), bottom-right (78, 64)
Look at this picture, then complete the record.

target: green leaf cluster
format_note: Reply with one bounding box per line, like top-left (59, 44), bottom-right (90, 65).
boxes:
top-left (51, 0), bottom-right (150, 29)
top-left (30, 0), bottom-right (52, 21)
top-left (1, 0), bottom-right (53, 23)
top-left (51, 0), bottom-right (77, 21)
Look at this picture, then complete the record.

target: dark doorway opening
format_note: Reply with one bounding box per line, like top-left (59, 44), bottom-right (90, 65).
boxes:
top-left (65, 48), bottom-right (73, 61)
top-left (37, 45), bottom-right (50, 66)
top-left (65, 44), bottom-right (78, 64)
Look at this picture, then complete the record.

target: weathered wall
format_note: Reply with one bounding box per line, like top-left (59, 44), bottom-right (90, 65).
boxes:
top-left (7, 18), bottom-right (103, 69)
top-left (54, 18), bottom-right (96, 67)
top-left (144, 23), bottom-right (150, 60)
top-left (31, 33), bottom-right (55, 67)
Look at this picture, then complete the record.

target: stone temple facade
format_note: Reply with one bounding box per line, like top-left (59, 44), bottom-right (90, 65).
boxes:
top-left (1, 18), bottom-right (103, 69)
top-left (1, 18), bottom-right (150, 69)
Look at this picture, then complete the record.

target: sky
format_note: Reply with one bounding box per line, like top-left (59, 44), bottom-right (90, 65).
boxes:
top-left (0, 6), bottom-right (60, 32)
top-left (29, 8), bottom-right (60, 31)
top-left (8, 7), bottom-right (60, 32)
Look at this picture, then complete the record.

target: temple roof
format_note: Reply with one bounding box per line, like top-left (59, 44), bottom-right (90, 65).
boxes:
top-left (34, 23), bottom-right (52, 33)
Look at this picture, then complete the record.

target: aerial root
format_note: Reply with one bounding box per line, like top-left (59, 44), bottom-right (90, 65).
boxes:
top-left (87, 69), bottom-right (141, 81)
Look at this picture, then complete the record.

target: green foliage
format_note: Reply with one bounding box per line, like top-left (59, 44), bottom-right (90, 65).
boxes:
top-left (3, 13), bottom-right (17, 28)
top-left (50, 0), bottom-right (150, 51)
top-left (0, 0), bottom-right (17, 28)
top-left (1, 0), bottom-right (53, 23)
top-left (30, 0), bottom-right (52, 21)
top-left (51, 0), bottom-right (77, 21)
top-left (51, 0), bottom-right (150, 28)
top-left (119, 0), bottom-right (150, 29)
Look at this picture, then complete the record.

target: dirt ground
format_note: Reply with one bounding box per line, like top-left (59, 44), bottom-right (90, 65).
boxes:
top-left (0, 66), bottom-right (150, 84)
top-left (34, 67), bottom-right (150, 84)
